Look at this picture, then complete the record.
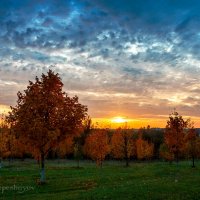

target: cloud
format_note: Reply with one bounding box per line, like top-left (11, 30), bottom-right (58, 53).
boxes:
top-left (1, 0), bottom-right (200, 121)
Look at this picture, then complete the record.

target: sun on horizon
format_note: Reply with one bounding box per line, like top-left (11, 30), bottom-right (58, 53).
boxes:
top-left (111, 116), bottom-right (129, 124)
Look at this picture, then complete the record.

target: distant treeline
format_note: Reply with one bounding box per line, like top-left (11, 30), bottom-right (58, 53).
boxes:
top-left (1, 122), bottom-right (200, 168)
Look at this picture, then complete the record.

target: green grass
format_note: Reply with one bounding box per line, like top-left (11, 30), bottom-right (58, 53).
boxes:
top-left (0, 159), bottom-right (200, 200)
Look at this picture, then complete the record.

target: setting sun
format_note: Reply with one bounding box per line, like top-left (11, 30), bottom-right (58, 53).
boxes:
top-left (111, 117), bottom-right (127, 123)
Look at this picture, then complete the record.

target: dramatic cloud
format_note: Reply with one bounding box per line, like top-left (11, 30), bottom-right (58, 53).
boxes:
top-left (1, 0), bottom-right (200, 126)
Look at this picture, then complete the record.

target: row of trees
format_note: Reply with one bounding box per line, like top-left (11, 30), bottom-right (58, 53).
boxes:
top-left (0, 70), bottom-right (200, 183)
top-left (0, 122), bottom-right (153, 166)
top-left (1, 113), bottom-right (200, 167)
top-left (83, 128), bottom-right (154, 167)
top-left (57, 118), bottom-right (200, 168)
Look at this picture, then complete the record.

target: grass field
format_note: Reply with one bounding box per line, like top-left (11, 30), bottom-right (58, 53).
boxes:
top-left (0, 159), bottom-right (200, 200)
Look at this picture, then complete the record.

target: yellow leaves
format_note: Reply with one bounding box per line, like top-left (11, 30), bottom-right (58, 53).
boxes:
top-left (111, 132), bottom-right (124, 159)
top-left (83, 130), bottom-right (110, 166)
top-left (111, 130), bottom-right (135, 159)
top-left (136, 137), bottom-right (154, 160)
top-left (0, 124), bottom-right (25, 159)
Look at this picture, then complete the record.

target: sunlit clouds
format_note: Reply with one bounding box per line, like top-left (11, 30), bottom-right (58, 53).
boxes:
top-left (1, 0), bottom-right (200, 127)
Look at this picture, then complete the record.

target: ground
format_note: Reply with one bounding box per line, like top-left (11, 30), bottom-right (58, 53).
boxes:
top-left (0, 159), bottom-right (199, 200)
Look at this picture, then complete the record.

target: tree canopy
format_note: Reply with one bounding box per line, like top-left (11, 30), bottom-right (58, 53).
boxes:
top-left (6, 70), bottom-right (88, 182)
top-left (164, 111), bottom-right (189, 163)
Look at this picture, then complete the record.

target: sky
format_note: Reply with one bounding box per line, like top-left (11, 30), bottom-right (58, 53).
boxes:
top-left (1, 0), bottom-right (200, 128)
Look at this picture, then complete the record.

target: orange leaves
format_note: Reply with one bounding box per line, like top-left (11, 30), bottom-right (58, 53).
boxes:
top-left (136, 136), bottom-right (154, 160)
top-left (111, 128), bottom-right (135, 160)
top-left (84, 127), bottom-right (155, 165)
top-left (83, 129), bottom-right (110, 167)
top-left (0, 125), bottom-right (8, 158)
top-left (159, 143), bottom-right (174, 161)
top-left (164, 111), bottom-right (189, 162)
top-left (57, 136), bottom-right (74, 158)
top-left (6, 70), bottom-right (87, 160)
top-left (111, 131), bottom-right (124, 159)
top-left (0, 123), bottom-right (25, 159)
top-left (5, 70), bottom-right (87, 183)
top-left (184, 128), bottom-right (200, 160)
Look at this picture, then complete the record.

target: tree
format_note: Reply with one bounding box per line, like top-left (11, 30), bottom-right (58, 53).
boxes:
top-left (184, 127), bottom-right (200, 167)
top-left (57, 136), bottom-right (74, 158)
top-left (83, 129), bottom-right (110, 167)
top-left (111, 128), bottom-right (135, 167)
top-left (0, 121), bottom-right (8, 168)
top-left (141, 126), bottom-right (164, 159)
top-left (73, 116), bottom-right (92, 168)
top-left (6, 70), bottom-right (87, 183)
top-left (159, 143), bottom-right (174, 162)
top-left (0, 120), bottom-right (25, 167)
top-left (164, 111), bottom-right (189, 163)
top-left (136, 136), bottom-right (154, 160)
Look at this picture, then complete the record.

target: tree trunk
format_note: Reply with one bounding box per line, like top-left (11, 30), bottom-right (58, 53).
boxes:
top-left (0, 157), bottom-right (2, 168)
top-left (8, 157), bottom-right (11, 166)
top-left (124, 137), bottom-right (129, 167)
top-left (77, 158), bottom-right (80, 168)
top-left (176, 151), bottom-right (179, 164)
top-left (125, 148), bottom-right (129, 167)
top-left (100, 153), bottom-right (103, 168)
top-left (37, 156), bottom-right (40, 168)
top-left (100, 160), bottom-right (102, 168)
top-left (192, 156), bottom-right (195, 168)
top-left (40, 153), bottom-right (45, 183)
top-left (125, 157), bottom-right (129, 167)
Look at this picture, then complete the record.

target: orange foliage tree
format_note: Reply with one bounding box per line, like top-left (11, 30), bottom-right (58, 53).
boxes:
top-left (0, 121), bottom-right (8, 167)
top-left (56, 117), bottom-right (91, 166)
top-left (6, 70), bottom-right (87, 182)
top-left (83, 129), bottom-right (109, 167)
top-left (0, 121), bottom-right (25, 166)
top-left (184, 127), bottom-right (200, 167)
top-left (56, 116), bottom-right (92, 168)
top-left (111, 128), bottom-right (135, 167)
top-left (73, 116), bottom-right (92, 168)
top-left (164, 111), bottom-right (189, 163)
top-left (136, 131), bottom-right (154, 160)
top-left (57, 136), bottom-right (74, 158)
top-left (159, 143), bottom-right (174, 162)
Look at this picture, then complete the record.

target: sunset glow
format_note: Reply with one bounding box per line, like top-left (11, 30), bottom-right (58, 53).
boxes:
top-left (111, 117), bottom-right (128, 124)
top-left (1, 0), bottom-right (200, 128)
top-left (0, 105), bottom-right (10, 114)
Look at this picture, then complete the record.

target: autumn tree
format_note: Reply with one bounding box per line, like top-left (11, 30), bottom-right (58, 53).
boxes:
top-left (56, 117), bottom-right (91, 163)
top-left (111, 128), bottom-right (135, 167)
top-left (73, 116), bottom-right (92, 168)
top-left (0, 120), bottom-right (25, 167)
top-left (6, 70), bottom-right (87, 183)
top-left (57, 136), bottom-right (74, 158)
top-left (164, 111), bottom-right (189, 163)
top-left (141, 126), bottom-right (164, 159)
top-left (136, 129), bottom-right (154, 160)
top-left (0, 121), bottom-right (8, 168)
top-left (159, 143), bottom-right (174, 162)
top-left (184, 127), bottom-right (200, 167)
top-left (136, 137), bottom-right (154, 160)
top-left (83, 129), bottom-right (109, 167)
